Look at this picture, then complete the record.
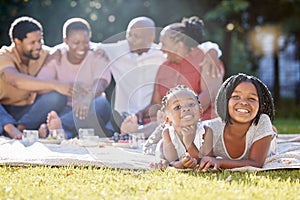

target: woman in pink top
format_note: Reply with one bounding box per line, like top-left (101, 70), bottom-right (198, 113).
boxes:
top-left (38, 18), bottom-right (112, 138)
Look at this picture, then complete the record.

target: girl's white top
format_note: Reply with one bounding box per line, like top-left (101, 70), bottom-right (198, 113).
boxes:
top-left (166, 122), bottom-right (206, 159)
top-left (203, 114), bottom-right (277, 160)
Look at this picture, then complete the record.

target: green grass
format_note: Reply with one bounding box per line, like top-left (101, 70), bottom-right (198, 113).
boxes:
top-left (0, 118), bottom-right (299, 199)
top-left (273, 98), bottom-right (300, 134)
top-left (0, 166), bottom-right (299, 200)
top-left (273, 118), bottom-right (300, 134)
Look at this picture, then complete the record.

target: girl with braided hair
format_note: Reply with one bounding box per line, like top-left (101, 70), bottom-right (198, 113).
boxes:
top-left (197, 73), bottom-right (277, 171)
top-left (150, 85), bottom-right (213, 169)
top-left (121, 16), bottom-right (224, 155)
top-left (135, 16), bottom-right (224, 125)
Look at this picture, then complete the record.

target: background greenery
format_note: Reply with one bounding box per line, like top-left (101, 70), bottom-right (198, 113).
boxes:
top-left (0, 0), bottom-right (299, 119)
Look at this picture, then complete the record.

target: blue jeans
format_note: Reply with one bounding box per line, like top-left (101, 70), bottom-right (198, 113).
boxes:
top-left (60, 97), bottom-right (113, 139)
top-left (0, 92), bottom-right (67, 136)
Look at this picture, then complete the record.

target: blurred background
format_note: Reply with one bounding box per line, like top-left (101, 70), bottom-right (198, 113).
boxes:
top-left (0, 0), bottom-right (299, 119)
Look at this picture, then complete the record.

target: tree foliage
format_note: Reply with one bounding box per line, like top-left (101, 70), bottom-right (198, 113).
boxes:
top-left (0, 0), bottom-right (299, 103)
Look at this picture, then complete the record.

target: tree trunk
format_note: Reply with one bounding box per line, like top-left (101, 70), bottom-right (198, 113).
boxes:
top-left (273, 53), bottom-right (280, 107)
top-left (222, 31), bottom-right (232, 79)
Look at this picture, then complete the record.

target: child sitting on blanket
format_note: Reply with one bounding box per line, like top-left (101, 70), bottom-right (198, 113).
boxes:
top-left (196, 73), bottom-right (277, 171)
top-left (150, 85), bottom-right (213, 169)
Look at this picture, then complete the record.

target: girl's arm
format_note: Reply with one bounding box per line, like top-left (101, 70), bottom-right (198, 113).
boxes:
top-left (181, 125), bottom-right (212, 169)
top-left (182, 125), bottom-right (200, 162)
top-left (198, 135), bottom-right (273, 171)
top-left (162, 128), bottom-right (179, 162)
top-left (199, 126), bottom-right (214, 157)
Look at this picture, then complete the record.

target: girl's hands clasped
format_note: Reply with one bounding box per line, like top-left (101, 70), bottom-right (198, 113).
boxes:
top-left (197, 156), bottom-right (219, 172)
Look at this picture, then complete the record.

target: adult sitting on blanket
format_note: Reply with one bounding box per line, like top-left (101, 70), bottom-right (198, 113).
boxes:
top-left (121, 16), bottom-right (224, 153)
top-left (0, 16), bottom-right (73, 139)
top-left (196, 73), bottom-right (277, 171)
top-left (37, 18), bottom-right (112, 139)
top-left (52, 16), bottom-right (222, 137)
top-left (116, 18), bottom-right (223, 137)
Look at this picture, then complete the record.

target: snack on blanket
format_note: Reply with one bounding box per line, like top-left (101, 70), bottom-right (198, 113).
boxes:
top-left (111, 132), bottom-right (132, 143)
top-left (110, 133), bottom-right (139, 148)
top-left (47, 129), bottom-right (65, 140)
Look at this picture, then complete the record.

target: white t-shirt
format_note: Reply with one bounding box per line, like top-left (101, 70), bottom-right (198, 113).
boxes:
top-left (95, 40), bottom-right (222, 114)
top-left (167, 122), bottom-right (206, 159)
top-left (96, 40), bottom-right (165, 114)
top-left (203, 114), bottom-right (277, 160)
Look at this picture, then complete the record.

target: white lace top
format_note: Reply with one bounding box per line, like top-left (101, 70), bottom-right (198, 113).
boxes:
top-left (166, 122), bottom-right (206, 159)
top-left (203, 114), bottom-right (277, 160)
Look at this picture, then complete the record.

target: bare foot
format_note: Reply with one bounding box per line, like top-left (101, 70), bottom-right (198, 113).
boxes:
top-left (17, 124), bottom-right (26, 133)
top-left (38, 123), bottom-right (48, 138)
top-left (47, 111), bottom-right (63, 130)
top-left (3, 124), bottom-right (22, 139)
top-left (120, 115), bottom-right (138, 134)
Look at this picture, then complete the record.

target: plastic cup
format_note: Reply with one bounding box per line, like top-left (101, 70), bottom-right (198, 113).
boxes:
top-left (78, 128), bottom-right (95, 140)
top-left (22, 130), bottom-right (39, 146)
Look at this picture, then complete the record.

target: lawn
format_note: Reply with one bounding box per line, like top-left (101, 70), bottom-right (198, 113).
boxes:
top-left (0, 117), bottom-right (299, 199)
top-left (0, 166), bottom-right (299, 200)
top-left (274, 99), bottom-right (300, 134)
top-left (273, 118), bottom-right (300, 134)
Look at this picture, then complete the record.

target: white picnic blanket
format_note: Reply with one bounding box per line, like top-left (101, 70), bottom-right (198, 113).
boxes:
top-left (0, 137), bottom-right (159, 169)
top-left (0, 134), bottom-right (299, 171)
top-left (229, 134), bottom-right (300, 172)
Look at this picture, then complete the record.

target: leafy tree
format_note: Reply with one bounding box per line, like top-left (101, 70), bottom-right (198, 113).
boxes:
top-left (204, 0), bottom-right (300, 106)
top-left (0, 0), bottom-right (299, 106)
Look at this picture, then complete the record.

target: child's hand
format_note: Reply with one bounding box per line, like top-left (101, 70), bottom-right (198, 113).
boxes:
top-left (181, 153), bottom-right (197, 169)
top-left (197, 156), bottom-right (219, 172)
top-left (181, 124), bottom-right (196, 149)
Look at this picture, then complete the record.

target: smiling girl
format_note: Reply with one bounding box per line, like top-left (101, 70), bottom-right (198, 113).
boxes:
top-left (151, 85), bottom-right (213, 169)
top-left (198, 73), bottom-right (277, 171)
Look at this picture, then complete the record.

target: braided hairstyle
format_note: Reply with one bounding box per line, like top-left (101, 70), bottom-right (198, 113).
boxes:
top-left (165, 16), bottom-right (205, 49)
top-left (216, 73), bottom-right (275, 125)
top-left (161, 85), bottom-right (200, 112)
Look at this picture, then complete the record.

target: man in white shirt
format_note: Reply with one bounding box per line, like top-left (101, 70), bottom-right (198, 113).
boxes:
top-left (95, 17), bottom-right (165, 115)
top-left (94, 16), bottom-right (222, 133)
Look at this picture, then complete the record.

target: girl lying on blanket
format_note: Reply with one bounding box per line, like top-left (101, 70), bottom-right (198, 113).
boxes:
top-left (150, 85), bottom-right (214, 169)
top-left (197, 73), bottom-right (277, 171)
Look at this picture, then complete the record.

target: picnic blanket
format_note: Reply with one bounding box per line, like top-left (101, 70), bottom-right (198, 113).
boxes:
top-left (0, 134), bottom-right (299, 171)
top-left (0, 137), bottom-right (158, 169)
top-left (230, 134), bottom-right (300, 172)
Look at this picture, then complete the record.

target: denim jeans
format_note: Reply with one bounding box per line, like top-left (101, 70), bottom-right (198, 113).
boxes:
top-left (0, 92), bottom-right (67, 136)
top-left (60, 96), bottom-right (112, 139)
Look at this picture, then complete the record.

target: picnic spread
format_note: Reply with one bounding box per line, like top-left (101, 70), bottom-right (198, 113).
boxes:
top-left (0, 134), bottom-right (299, 172)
